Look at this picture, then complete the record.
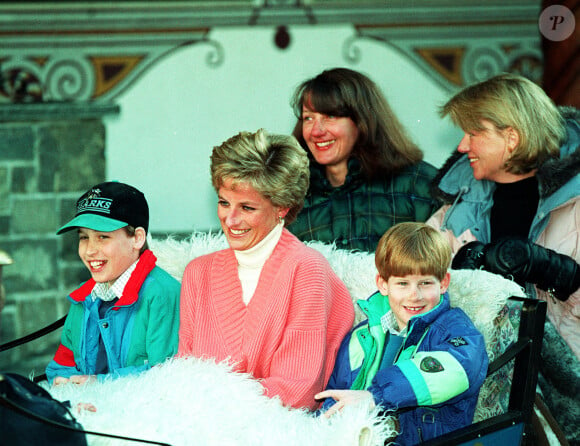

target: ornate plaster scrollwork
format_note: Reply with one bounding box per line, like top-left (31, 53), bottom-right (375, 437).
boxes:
top-left (342, 34), bottom-right (363, 64)
top-left (1, 36), bottom-right (224, 104)
top-left (462, 46), bottom-right (506, 85)
top-left (340, 30), bottom-right (542, 92)
top-left (200, 38), bottom-right (225, 69)
top-left (0, 59), bottom-right (43, 103)
top-left (44, 57), bottom-right (94, 102)
top-left (462, 43), bottom-right (542, 85)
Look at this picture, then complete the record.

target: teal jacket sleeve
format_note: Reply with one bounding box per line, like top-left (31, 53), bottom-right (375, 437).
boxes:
top-left (368, 310), bottom-right (488, 410)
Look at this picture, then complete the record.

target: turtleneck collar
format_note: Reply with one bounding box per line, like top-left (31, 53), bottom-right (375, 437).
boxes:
top-left (234, 221), bottom-right (284, 268)
top-left (234, 222), bottom-right (284, 305)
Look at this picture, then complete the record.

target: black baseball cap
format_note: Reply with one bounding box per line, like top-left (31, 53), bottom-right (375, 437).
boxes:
top-left (57, 181), bottom-right (149, 235)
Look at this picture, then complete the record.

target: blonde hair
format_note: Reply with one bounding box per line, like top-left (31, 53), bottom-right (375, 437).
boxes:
top-left (210, 129), bottom-right (310, 225)
top-left (440, 73), bottom-right (565, 174)
top-left (375, 222), bottom-right (451, 281)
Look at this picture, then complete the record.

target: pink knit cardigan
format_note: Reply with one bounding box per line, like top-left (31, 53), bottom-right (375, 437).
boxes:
top-left (177, 229), bottom-right (354, 410)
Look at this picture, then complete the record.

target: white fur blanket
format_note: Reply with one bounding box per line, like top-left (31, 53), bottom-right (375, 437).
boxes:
top-left (45, 232), bottom-right (526, 446)
top-left (47, 357), bottom-right (393, 446)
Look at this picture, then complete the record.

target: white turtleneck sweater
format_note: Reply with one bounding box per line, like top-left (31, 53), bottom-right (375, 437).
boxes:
top-left (234, 222), bottom-right (284, 304)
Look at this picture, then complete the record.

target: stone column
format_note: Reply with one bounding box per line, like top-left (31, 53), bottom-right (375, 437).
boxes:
top-left (0, 102), bottom-right (118, 376)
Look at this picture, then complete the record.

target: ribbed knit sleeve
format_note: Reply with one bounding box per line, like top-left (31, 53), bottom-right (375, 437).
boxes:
top-left (177, 250), bottom-right (241, 359)
top-left (259, 249), bottom-right (354, 409)
top-left (177, 229), bottom-right (354, 410)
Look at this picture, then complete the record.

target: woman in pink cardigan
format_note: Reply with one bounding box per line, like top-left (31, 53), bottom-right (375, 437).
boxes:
top-left (178, 129), bottom-right (355, 410)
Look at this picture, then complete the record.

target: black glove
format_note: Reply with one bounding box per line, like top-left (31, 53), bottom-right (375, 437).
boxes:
top-left (451, 241), bottom-right (486, 270)
top-left (452, 238), bottom-right (580, 301)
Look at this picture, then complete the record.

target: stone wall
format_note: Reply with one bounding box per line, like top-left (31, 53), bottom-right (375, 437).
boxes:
top-left (0, 103), bottom-right (118, 376)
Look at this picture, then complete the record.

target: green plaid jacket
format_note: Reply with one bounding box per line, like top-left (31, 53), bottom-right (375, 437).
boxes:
top-left (288, 159), bottom-right (439, 252)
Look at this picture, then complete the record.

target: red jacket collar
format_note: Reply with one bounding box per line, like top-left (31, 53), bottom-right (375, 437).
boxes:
top-left (69, 249), bottom-right (157, 310)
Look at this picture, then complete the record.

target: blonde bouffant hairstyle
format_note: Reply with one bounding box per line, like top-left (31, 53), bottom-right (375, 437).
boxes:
top-left (210, 129), bottom-right (310, 225)
top-left (375, 222), bottom-right (451, 282)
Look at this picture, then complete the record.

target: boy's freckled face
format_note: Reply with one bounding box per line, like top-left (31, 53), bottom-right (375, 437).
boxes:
top-left (376, 272), bottom-right (450, 330)
top-left (78, 227), bottom-right (141, 285)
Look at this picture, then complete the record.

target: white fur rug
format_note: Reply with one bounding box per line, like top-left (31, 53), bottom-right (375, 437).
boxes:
top-left (45, 357), bottom-right (394, 446)
top-left (44, 232), bottom-right (527, 445)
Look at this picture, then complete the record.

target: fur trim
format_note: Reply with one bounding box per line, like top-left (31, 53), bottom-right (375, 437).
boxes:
top-left (430, 151), bottom-right (463, 203)
top-left (536, 106), bottom-right (580, 198)
top-left (560, 106), bottom-right (580, 122)
top-left (536, 143), bottom-right (580, 199)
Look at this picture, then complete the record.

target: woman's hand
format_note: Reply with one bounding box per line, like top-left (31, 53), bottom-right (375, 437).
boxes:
top-left (316, 389), bottom-right (376, 418)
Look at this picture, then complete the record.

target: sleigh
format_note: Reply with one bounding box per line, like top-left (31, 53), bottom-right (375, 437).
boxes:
top-left (1, 232), bottom-right (548, 446)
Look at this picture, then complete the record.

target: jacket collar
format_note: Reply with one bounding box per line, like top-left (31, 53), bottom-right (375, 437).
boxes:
top-left (308, 158), bottom-right (364, 195)
top-left (357, 291), bottom-right (391, 328)
top-left (406, 292), bottom-right (451, 343)
top-left (358, 290), bottom-right (450, 333)
top-left (69, 249), bottom-right (157, 310)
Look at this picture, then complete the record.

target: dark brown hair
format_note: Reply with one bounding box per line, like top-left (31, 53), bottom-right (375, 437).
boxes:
top-left (291, 68), bottom-right (423, 179)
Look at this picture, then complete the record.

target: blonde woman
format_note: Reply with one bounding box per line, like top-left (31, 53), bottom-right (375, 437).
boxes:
top-left (177, 129), bottom-right (354, 410)
top-left (428, 73), bottom-right (580, 443)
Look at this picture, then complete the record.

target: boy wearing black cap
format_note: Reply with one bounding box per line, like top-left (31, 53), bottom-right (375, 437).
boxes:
top-left (46, 182), bottom-right (181, 385)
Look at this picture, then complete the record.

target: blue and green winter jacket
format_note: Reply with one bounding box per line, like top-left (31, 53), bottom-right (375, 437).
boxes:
top-left (323, 291), bottom-right (488, 445)
top-left (46, 250), bottom-right (180, 384)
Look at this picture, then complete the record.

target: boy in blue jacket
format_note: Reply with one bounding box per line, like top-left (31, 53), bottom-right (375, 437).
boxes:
top-left (317, 222), bottom-right (488, 445)
top-left (46, 182), bottom-right (180, 385)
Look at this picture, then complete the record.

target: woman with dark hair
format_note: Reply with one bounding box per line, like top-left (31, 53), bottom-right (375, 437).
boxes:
top-left (287, 67), bottom-right (439, 252)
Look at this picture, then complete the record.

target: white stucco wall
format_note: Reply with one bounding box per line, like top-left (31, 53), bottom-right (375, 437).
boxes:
top-left (107, 24), bottom-right (462, 234)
